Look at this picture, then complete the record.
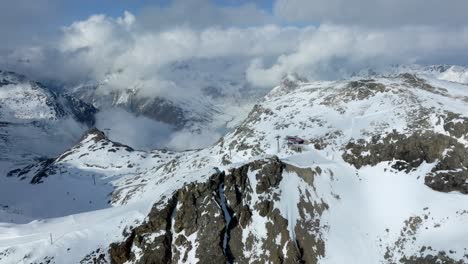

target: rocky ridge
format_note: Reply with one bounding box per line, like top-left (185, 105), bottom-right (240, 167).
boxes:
top-left (0, 70), bottom-right (97, 176)
top-left (110, 157), bottom-right (327, 264)
top-left (1, 70), bottom-right (468, 263)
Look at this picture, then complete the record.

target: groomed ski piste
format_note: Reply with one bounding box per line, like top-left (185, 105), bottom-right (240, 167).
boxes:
top-left (1, 70), bottom-right (468, 263)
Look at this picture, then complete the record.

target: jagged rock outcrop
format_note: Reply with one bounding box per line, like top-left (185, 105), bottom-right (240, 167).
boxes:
top-left (109, 157), bottom-right (327, 264)
top-left (3, 69), bottom-right (468, 263)
top-left (322, 79), bottom-right (387, 105)
top-left (400, 251), bottom-right (466, 264)
top-left (343, 130), bottom-right (468, 193)
top-left (442, 112), bottom-right (468, 140)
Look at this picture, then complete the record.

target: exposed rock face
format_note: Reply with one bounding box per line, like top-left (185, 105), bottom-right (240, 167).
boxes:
top-left (109, 197), bottom-right (177, 264)
top-left (343, 131), bottom-right (468, 193)
top-left (400, 251), bottom-right (466, 264)
top-left (384, 213), bottom-right (467, 263)
top-left (4, 71), bottom-right (468, 263)
top-left (323, 79), bottom-right (387, 104)
top-left (442, 112), bottom-right (468, 140)
top-left (225, 158), bottom-right (302, 264)
top-left (400, 73), bottom-right (449, 96)
top-left (6, 158), bottom-right (54, 182)
top-left (109, 157), bottom-right (327, 264)
top-left (78, 128), bottom-right (107, 143)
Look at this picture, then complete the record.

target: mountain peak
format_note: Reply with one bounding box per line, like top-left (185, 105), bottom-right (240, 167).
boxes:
top-left (1, 67), bottom-right (468, 263)
top-left (351, 64), bottom-right (468, 84)
top-left (79, 127), bottom-right (107, 143)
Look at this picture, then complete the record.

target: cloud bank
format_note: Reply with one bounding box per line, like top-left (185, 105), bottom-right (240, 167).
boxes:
top-left (95, 108), bottom-right (221, 151)
top-left (2, 0), bottom-right (468, 151)
top-left (247, 25), bottom-right (468, 87)
top-left (95, 108), bottom-right (173, 150)
top-left (0, 0), bottom-right (60, 50)
top-left (274, 0), bottom-right (468, 27)
top-left (3, 0), bottom-right (467, 95)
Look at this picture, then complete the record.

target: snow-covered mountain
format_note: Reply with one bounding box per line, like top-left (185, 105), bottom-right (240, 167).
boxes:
top-left (71, 62), bottom-right (468, 138)
top-left (1, 68), bottom-right (467, 263)
top-left (70, 58), bottom-right (267, 142)
top-left (0, 70), bottom-right (97, 177)
top-left (354, 64), bottom-right (468, 84)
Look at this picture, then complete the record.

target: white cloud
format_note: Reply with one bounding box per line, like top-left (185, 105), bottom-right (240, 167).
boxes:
top-left (247, 24), bottom-right (468, 87)
top-left (95, 108), bottom-right (223, 151)
top-left (95, 108), bottom-right (173, 150)
top-left (274, 0), bottom-right (468, 26)
top-left (3, 1), bottom-right (468, 151)
top-left (44, 12), bottom-right (304, 97)
top-left (166, 129), bottom-right (222, 151)
top-left (4, 2), bottom-right (468, 96)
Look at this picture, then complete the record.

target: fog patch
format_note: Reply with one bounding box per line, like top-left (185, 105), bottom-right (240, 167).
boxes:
top-left (166, 129), bottom-right (222, 151)
top-left (95, 108), bottom-right (226, 151)
top-left (95, 108), bottom-right (174, 150)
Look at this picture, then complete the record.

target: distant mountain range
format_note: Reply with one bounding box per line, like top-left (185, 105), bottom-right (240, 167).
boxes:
top-left (0, 70), bottom-right (96, 177)
top-left (0, 65), bottom-right (468, 263)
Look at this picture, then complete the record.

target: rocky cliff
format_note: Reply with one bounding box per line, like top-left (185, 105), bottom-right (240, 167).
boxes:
top-left (1, 70), bottom-right (468, 264)
top-left (110, 157), bottom-right (327, 264)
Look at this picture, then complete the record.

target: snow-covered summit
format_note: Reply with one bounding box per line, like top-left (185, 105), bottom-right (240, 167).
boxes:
top-left (0, 70), bottom-right (97, 123)
top-left (1, 70), bottom-right (468, 263)
top-left (353, 64), bottom-right (468, 84)
top-left (0, 70), bottom-right (97, 177)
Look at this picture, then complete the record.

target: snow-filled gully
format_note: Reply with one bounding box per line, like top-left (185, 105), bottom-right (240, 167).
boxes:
top-left (216, 172), bottom-right (234, 264)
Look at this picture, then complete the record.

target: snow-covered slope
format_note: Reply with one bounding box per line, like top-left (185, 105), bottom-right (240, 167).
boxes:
top-left (2, 128), bottom-right (180, 222)
top-left (1, 71), bottom-right (468, 263)
top-left (0, 70), bottom-right (96, 177)
top-left (355, 64), bottom-right (468, 84)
